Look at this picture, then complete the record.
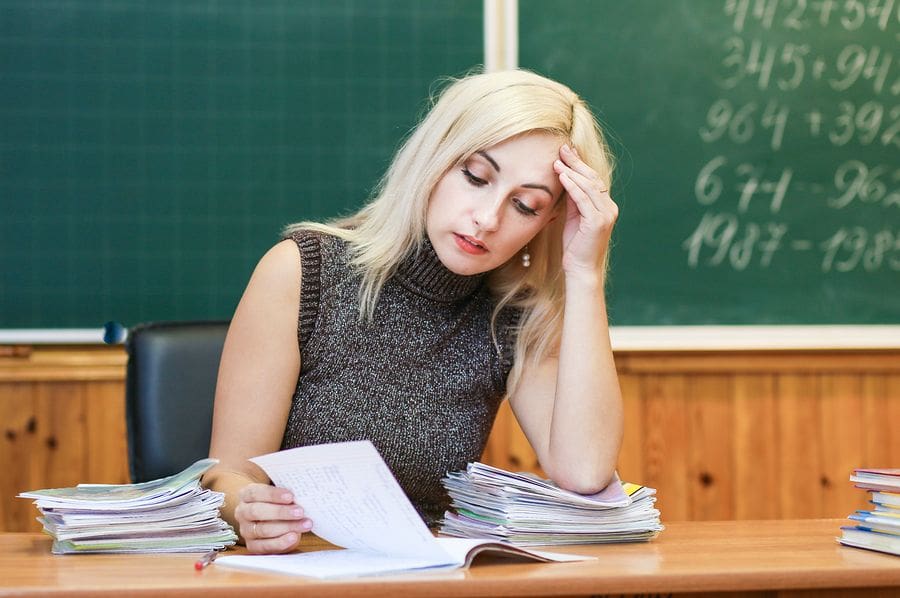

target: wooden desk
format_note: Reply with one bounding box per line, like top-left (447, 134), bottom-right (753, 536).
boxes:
top-left (0, 519), bottom-right (897, 597)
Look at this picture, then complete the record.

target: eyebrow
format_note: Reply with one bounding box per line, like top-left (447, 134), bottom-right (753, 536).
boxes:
top-left (475, 150), bottom-right (554, 199)
top-left (475, 150), bottom-right (500, 172)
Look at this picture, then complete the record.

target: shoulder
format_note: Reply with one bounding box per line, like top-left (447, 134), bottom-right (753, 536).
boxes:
top-left (259, 238), bottom-right (301, 278)
top-left (285, 227), bottom-right (352, 264)
top-left (245, 239), bottom-right (302, 308)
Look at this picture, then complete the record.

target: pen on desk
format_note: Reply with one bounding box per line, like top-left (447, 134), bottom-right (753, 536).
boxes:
top-left (194, 549), bottom-right (219, 571)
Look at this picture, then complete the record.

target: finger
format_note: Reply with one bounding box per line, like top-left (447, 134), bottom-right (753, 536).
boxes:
top-left (235, 501), bottom-right (306, 524)
top-left (238, 484), bottom-right (295, 505)
top-left (559, 171), bottom-right (596, 212)
top-left (243, 517), bottom-right (312, 541)
top-left (554, 159), bottom-right (609, 203)
top-left (246, 531), bottom-right (302, 555)
top-left (559, 144), bottom-right (605, 184)
top-left (561, 172), bottom-right (619, 228)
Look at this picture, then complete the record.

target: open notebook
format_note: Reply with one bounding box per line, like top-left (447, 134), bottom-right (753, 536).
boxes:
top-left (216, 441), bottom-right (593, 579)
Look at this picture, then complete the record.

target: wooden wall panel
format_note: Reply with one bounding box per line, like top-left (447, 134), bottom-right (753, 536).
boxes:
top-left (686, 375), bottom-right (734, 521)
top-left (485, 352), bottom-right (899, 524)
top-left (85, 381), bottom-right (130, 482)
top-left (0, 345), bottom-right (898, 531)
top-left (617, 374), bottom-right (644, 484)
top-left (0, 383), bottom-right (39, 532)
top-left (862, 375), bottom-right (900, 466)
top-left (0, 379), bottom-right (130, 533)
top-left (0, 346), bottom-right (130, 532)
top-left (818, 375), bottom-right (865, 518)
top-left (776, 375), bottom-right (824, 519)
top-left (642, 375), bottom-right (690, 522)
top-left (732, 375), bottom-right (779, 520)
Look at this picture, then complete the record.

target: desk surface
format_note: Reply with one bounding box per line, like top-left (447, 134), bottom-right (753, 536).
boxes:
top-left (0, 519), bottom-right (897, 597)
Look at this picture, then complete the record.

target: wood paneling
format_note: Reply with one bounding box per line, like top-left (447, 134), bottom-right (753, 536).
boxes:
top-left (733, 374), bottom-right (779, 519)
top-left (487, 351), bottom-right (900, 524)
top-left (0, 346), bottom-right (129, 532)
top-left (1, 345), bottom-right (898, 532)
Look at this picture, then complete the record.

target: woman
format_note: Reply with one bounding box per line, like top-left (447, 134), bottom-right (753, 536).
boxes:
top-left (203, 69), bottom-right (623, 554)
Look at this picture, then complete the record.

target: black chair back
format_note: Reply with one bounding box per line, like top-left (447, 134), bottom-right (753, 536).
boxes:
top-left (125, 321), bottom-right (229, 482)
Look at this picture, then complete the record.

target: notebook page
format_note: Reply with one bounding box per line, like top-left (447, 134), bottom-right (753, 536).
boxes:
top-left (251, 441), bottom-right (451, 562)
top-left (217, 549), bottom-right (458, 579)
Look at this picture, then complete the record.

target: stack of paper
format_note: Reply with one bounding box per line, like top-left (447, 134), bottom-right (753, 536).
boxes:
top-left (18, 458), bottom-right (237, 554)
top-left (215, 441), bottom-right (594, 579)
top-left (440, 462), bottom-right (663, 546)
top-left (838, 468), bottom-right (900, 557)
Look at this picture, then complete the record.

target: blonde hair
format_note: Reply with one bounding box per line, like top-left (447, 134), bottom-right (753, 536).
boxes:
top-left (285, 68), bottom-right (615, 395)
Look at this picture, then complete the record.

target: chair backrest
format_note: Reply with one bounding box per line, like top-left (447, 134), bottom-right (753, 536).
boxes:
top-left (125, 321), bottom-right (229, 483)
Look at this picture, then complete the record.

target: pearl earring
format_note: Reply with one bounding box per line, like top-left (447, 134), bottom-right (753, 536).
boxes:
top-left (521, 245), bottom-right (531, 268)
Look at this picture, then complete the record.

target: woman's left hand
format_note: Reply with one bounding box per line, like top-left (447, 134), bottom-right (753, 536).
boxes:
top-left (553, 144), bottom-right (618, 279)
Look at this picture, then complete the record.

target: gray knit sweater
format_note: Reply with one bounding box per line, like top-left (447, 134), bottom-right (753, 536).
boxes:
top-left (280, 230), bottom-right (521, 524)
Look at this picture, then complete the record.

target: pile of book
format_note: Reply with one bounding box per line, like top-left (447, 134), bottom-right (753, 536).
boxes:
top-left (18, 458), bottom-right (237, 554)
top-left (440, 462), bottom-right (662, 546)
top-left (838, 468), bottom-right (899, 557)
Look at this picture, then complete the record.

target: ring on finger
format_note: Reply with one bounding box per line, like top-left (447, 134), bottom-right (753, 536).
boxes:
top-left (252, 521), bottom-right (260, 539)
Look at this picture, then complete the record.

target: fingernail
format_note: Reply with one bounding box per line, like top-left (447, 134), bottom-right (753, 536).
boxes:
top-left (301, 520), bottom-right (313, 531)
top-left (281, 492), bottom-right (293, 502)
top-left (291, 508), bottom-right (303, 517)
top-left (562, 144), bottom-right (571, 152)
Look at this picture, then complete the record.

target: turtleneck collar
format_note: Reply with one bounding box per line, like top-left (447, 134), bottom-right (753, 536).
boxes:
top-left (395, 236), bottom-right (486, 302)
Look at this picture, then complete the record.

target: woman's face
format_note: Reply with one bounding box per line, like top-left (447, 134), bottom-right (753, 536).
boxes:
top-left (426, 132), bottom-right (564, 276)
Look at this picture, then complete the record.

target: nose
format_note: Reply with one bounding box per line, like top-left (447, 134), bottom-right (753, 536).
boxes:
top-left (473, 198), bottom-right (502, 232)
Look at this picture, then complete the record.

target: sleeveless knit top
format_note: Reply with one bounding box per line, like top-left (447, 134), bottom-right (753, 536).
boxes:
top-left (281, 230), bottom-right (521, 524)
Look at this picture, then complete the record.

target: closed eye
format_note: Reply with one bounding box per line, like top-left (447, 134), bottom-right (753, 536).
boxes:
top-left (513, 198), bottom-right (539, 216)
top-left (462, 167), bottom-right (487, 187)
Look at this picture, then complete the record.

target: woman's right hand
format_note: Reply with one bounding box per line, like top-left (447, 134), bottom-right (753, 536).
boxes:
top-left (233, 483), bottom-right (313, 553)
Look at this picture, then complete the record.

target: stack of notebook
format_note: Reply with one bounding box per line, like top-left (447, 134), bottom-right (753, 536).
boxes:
top-left (440, 462), bottom-right (662, 546)
top-left (18, 458), bottom-right (237, 554)
top-left (838, 468), bottom-right (899, 557)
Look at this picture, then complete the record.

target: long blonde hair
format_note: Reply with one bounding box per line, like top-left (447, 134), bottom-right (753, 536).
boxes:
top-left (285, 69), bottom-right (615, 395)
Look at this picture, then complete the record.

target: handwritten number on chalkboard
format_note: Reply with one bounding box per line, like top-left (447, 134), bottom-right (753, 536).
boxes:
top-left (700, 100), bottom-right (788, 150)
top-left (829, 160), bottom-right (892, 208)
top-left (841, 0), bottom-right (867, 29)
top-left (761, 100), bottom-right (790, 149)
top-left (721, 37), bottom-right (747, 87)
top-left (685, 213), bottom-right (899, 273)
top-left (882, 107), bottom-right (900, 147)
top-left (818, 226), bottom-right (900, 272)
top-left (778, 43), bottom-right (809, 90)
top-left (683, 212), bottom-right (788, 270)
top-left (854, 102), bottom-right (885, 144)
top-left (724, 0), bottom-right (897, 32)
top-left (696, 157), bottom-right (728, 206)
top-left (866, 0), bottom-right (897, 31)
top-left (830, 45), bottom-right (891, 94)
top-left (784, 0), bottom-right (806, 30)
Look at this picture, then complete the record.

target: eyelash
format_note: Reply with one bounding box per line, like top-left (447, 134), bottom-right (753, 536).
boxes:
top-left (461, 167), bottom-right (486, 186)
top-left (461, 168), bottom-right (539, 217)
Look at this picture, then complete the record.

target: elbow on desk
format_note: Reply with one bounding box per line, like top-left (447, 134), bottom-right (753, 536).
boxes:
top-left (545, 462), bottom-right (617, 496)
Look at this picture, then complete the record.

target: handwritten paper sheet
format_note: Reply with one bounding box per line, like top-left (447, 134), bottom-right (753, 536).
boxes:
top-left (250, 441), bottom-right (451, 562)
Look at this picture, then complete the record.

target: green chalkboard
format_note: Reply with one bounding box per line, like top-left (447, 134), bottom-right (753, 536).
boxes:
top-left (0, 0), bottom-right (482, 329)
top-left (521, 0), bottom-right (899, 324)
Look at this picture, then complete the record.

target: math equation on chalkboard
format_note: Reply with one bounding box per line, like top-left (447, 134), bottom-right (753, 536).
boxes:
top-left (685, 0), bottom-right (899, 275)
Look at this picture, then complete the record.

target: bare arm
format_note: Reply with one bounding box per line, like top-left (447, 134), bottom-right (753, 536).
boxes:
top-left (508, 143), bottom-right (623, 494)
top-left (202, 239), bottom-right (311, 552)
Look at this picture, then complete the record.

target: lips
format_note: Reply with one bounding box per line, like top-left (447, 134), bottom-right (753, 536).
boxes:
top-left (454, 233), bottom-right (488, 255)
